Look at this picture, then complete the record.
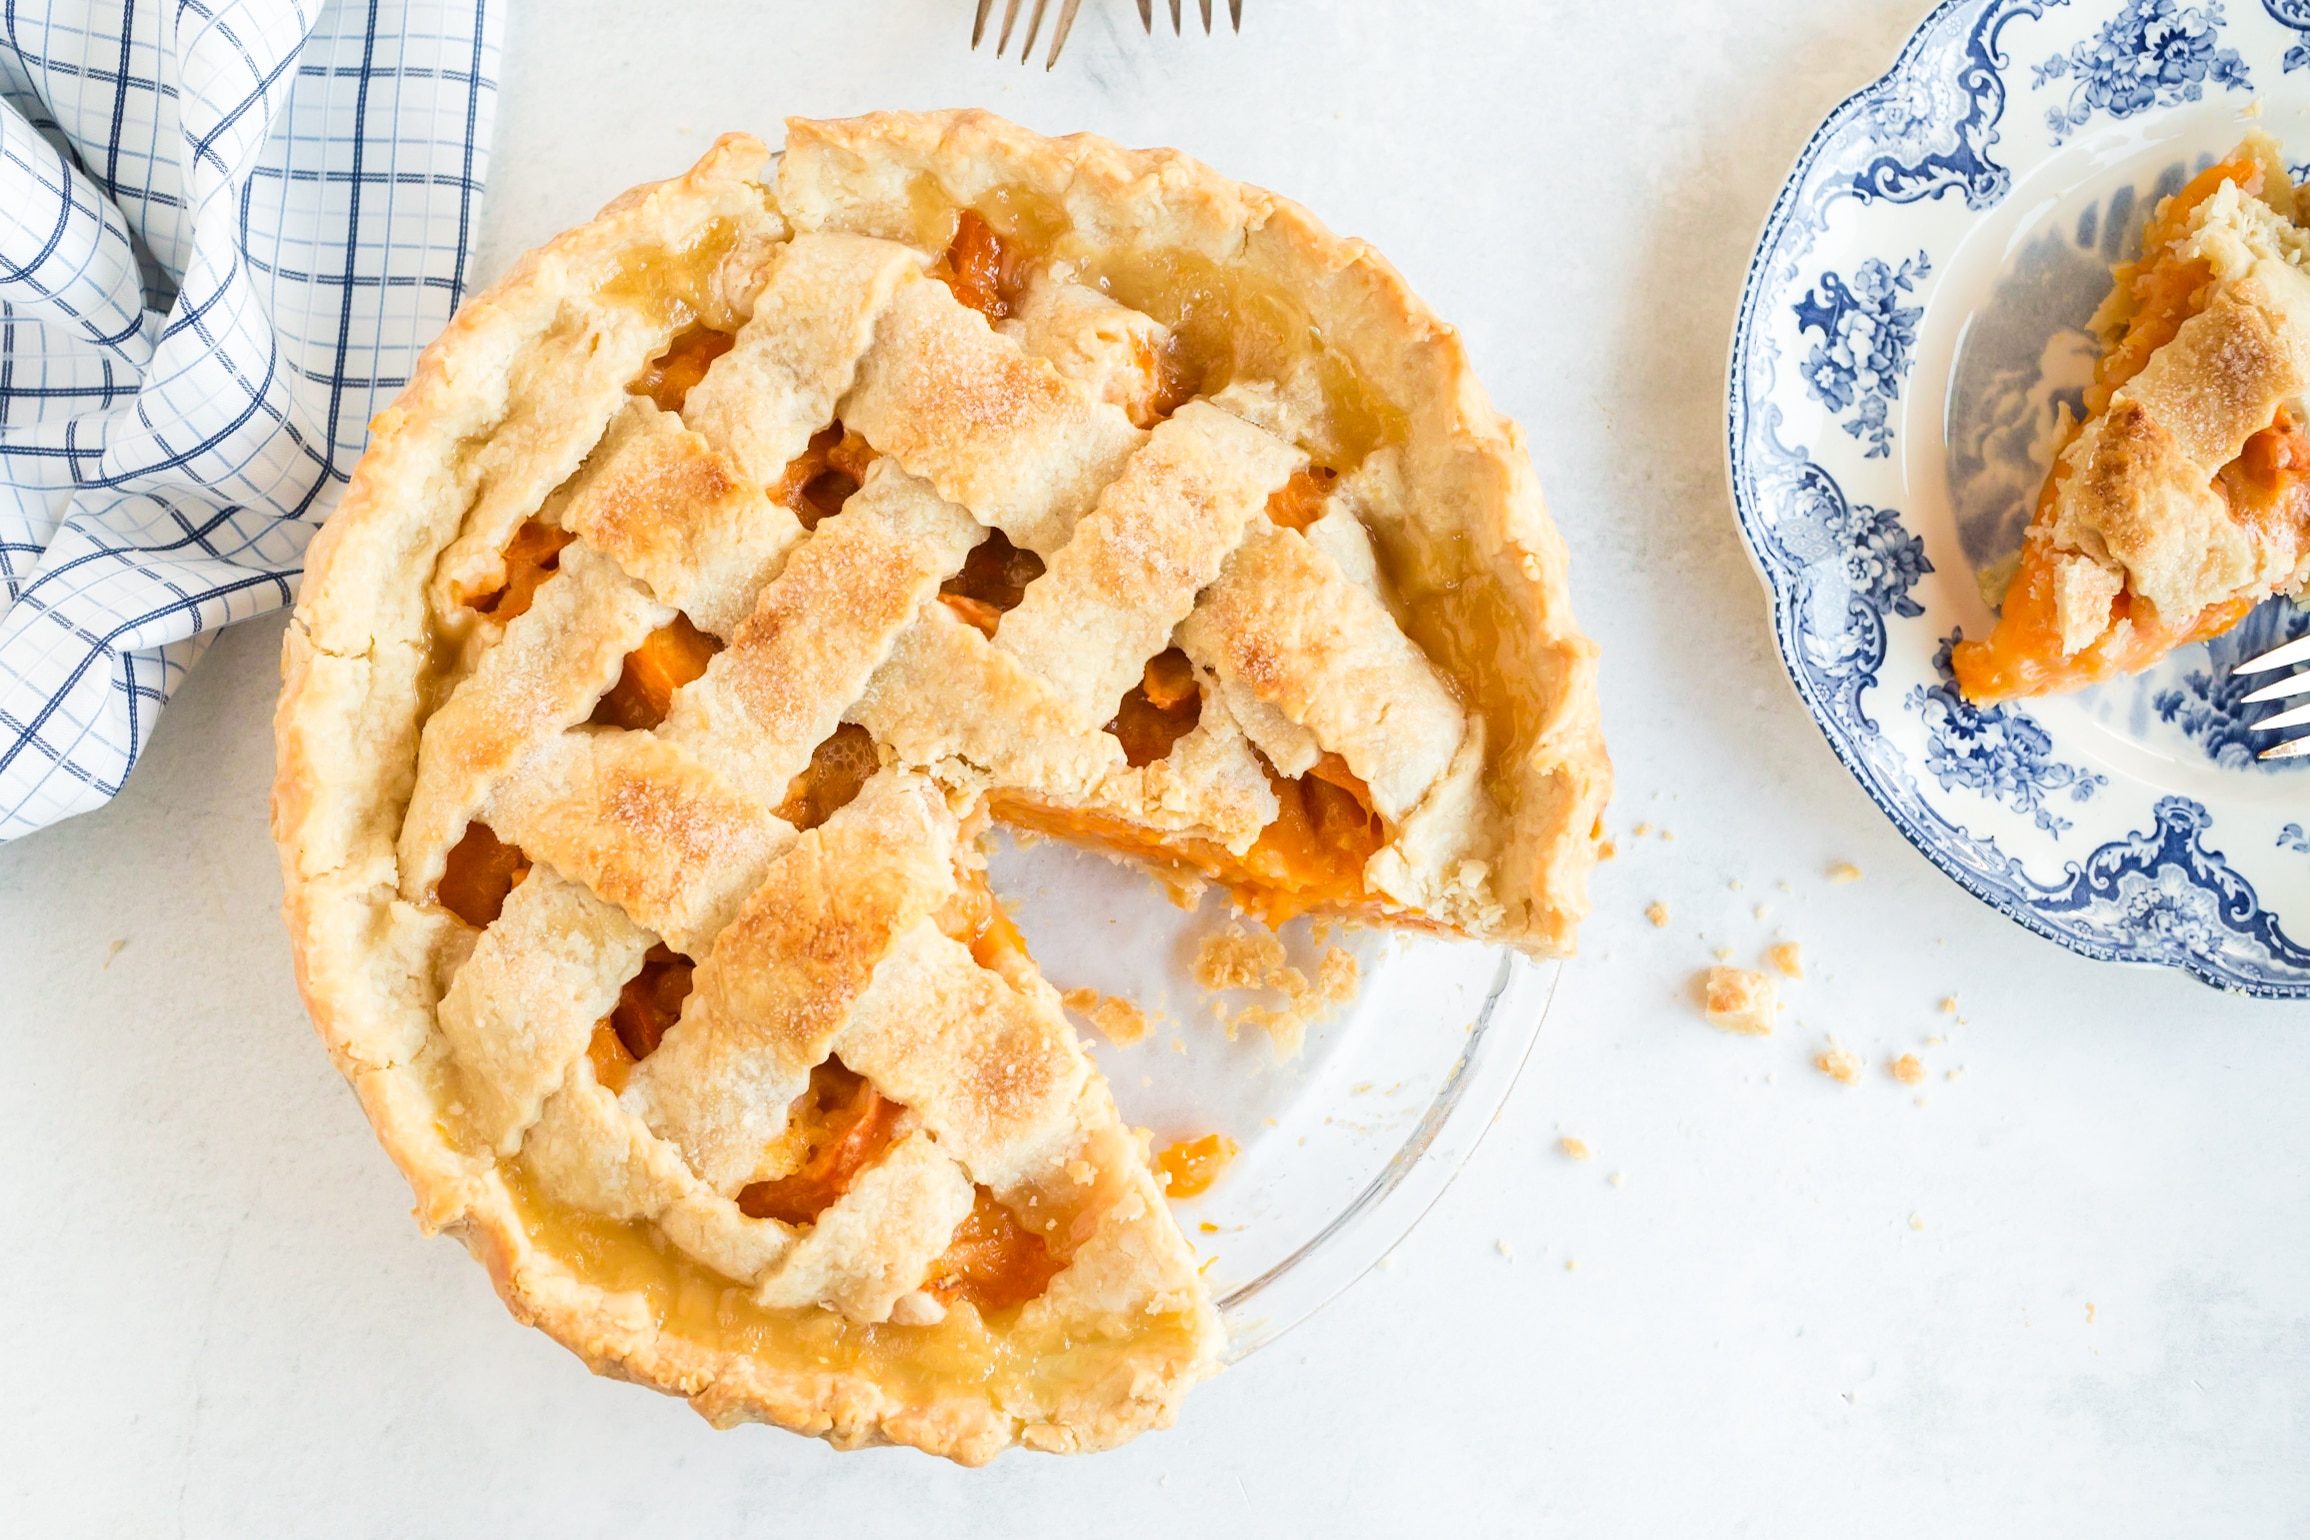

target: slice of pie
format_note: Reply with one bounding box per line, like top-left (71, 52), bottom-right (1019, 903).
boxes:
top-left (1954, 134), bottom-right (2310, 703)
top-left (272, 110), bottom-right (1608, 1463)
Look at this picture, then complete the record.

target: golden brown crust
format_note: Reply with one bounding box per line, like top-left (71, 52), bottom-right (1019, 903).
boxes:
top-left (273, 111), bottom-right (1606, 1464)
top-left (781, 110), bottom-right (1609, 952)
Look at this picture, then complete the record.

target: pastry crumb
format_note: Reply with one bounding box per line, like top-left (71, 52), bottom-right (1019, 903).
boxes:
top-left (1658, 828), bottom-right (1675, 842)
top-left (1560, 1136), bottom-right (1594, 1161)
top-left (1565, 1257), bottom-right (1579, 1272)
top-left (1908, 1213), bottom-right (1926, 1231)
top-left (1495, 1239), bottom-right (1515, 1260)
top-left (1702, 966), bottom-right (1778, 1035)
top-left (1607, 1170), bottom-right (1626, 1188)
top-left (1938, 995), bottom-right (1958, 1014)
top-left (1946, 1065), bottom-right (1967, 1082)
top-left (1597, 839), bottom-right (1617, 861)
top-left (1828, 861), bottom-right (1863, 883)
top-left (1645, 902), bottom-right (1669, 928)
top-left (1766, 941), bottom-right (1803, 979)
top-left (1923, 1033), bottom-right (1946, 1047)
top-left (1712, 945), bottom-right (1735, 962)
top-left (1633, 821), bottom-right (1651, 837)
top-left (1814, 1045), bottom-right (1862, 1085)
top-left (1889, 1052), bottom-right (1925, 1085)
top-left (2086, 1302), bottom-right (2096, 1325)
top-left (1060, 986), bottom-right (1153, 1047)
top-left (1194, 924), bottom-right (1360, 1060)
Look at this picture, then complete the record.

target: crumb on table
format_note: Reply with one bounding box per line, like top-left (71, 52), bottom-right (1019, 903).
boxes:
top-left (1560, 1135), bottom-right (1593, 1161)
top-left (1828, 861), bottom-right (1863, 883)
top-left (1702, 966), bottom-right (1778, 1035)
top-left (1766, 941), bottom-right (1803, 979)
top-left (1645, 902), bottom-right (1669, 928)
top-left (1889, 1052), bottom-right (1925, 1086)
top-left (1814, 1045), bottom-right (1862, 1085)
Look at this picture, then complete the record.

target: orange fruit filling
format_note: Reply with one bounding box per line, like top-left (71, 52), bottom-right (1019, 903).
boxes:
top-left (737, 1058), bottom-right (905, 1225)
top-left (936, 209), bottom-right (1032, 323)
top-left (1264, 465), bottom-right (1338, 531)
top-left (1106, 648), bottom-right (1202, 766)
top-left (933, 860), bottom-right (1032, 972)
top-left (937, 527), bottom-right (1045, 637)
top-left (774, 722), bottom-right (881, 831)
top-left (771, 422), bottom-right (878, 528)
top-left (1153, 1133), bottom-right (1238, 1199)
top-left (592, 614), bottom-right (722, 731)
top-left (437, 821), bottom-right (530, 926)
top-left (923, 1185), bottom-right (1067, 1314)
top-left (464, 519), bottom-right (573, 620)
top-left (992, 750), bottom-right (1388, 928)
top-left (1953, 151), bottom-right (2310, 703)
top-left (632, 323), bottom-right (735, 413)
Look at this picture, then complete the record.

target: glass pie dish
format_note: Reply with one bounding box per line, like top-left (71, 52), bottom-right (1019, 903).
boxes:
top-left (987, 829), bottom-right (1557, 1357)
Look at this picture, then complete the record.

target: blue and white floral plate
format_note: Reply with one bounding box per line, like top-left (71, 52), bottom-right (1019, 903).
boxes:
top-left (1729, 0), bottom-right (2310, 996)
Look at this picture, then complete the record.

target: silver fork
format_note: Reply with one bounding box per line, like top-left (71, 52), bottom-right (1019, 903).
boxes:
top-left (973, 0), bottom-right (1242, 69)
top-left (2236, 629), bottom-right (2310, 758)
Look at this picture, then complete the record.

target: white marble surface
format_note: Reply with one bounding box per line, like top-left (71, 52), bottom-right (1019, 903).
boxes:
top-left (5, 0), bottom-right (2308, 1532)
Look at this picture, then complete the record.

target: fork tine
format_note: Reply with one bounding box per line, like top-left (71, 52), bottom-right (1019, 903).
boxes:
top-left (1045, 0), bottom-right (1082, 66)
top-left (2242, 671), bottom-right (2310, 704)
top-left (2254, 699), bottom-right (2310, 732)
top-left (1137, 0), bottom-right (1152, 30)
top-left (2238, 631), bottom-right (2310, 674)
top-left (2261, 734), bottom-right (2310, 760)
top-left (973, 0), bottom-right (995, 47)
top-left (1228, 0), bottom-right (1242, 28)
top-left (1169, 0), bottom-right (1181, 34)
top-left (1019, 0), bottom-right (1049, 60)
top-left (1199, 0), bottom-right (1213, 32)
top-left (996, 0), bottom-right (1023, 54)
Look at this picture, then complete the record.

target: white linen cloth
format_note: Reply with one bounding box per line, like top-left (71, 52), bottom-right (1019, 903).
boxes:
top-left (0, 0), bottom-right (498, 839)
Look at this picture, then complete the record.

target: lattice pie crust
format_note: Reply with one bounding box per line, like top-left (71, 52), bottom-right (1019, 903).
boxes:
top-left (272, 111), bottom-right (1607, 1463)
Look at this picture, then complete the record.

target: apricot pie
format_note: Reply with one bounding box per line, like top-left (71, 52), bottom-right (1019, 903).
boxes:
top-left (1956, 135), bottom-right (2310, 702)
top-left (271, 110), bottom-right (1607, 1463)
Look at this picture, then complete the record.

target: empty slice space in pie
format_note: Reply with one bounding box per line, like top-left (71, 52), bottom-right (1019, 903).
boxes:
top-left (272, 110), bottom-right (1608, 1464)
top-left (1955, 133), bottom-right (2310, 704)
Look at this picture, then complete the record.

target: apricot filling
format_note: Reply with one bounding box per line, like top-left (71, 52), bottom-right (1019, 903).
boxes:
top-left (737, 1058), bottom-right (905, 1225)
top-left (464, 520), bottom-right (573, 620)
top-left (933, 859), bottom-right (1032, 972)
top-left (937, 209), bottom-right (1033, 323)
top-left (586, 943), bottom-right (695, 1093)
top-left (632, 323), bottom-right (735, 412)
top-left (1106, 648), bottom-right (1201, 766)
top-left (1264, 465), bottom-right (1338, 531)
top-left (772, 423), bottom-right (878, 528)
top-left (937, 528), bottom-right (1044, 636)
top-left (774, 722), bottom-right (881, 830)
top-left (437, 822), bottom-right (530, 926)
top-left (1153, 1133), bottom-right (1238, 1199)
top-left (1953, 150), bottom-right (2310, 702)
top-left (592, 614), bottom-right (722, 731)
top-left (923, 1185), bottom-right (1066, 1314)
top-left (992, 750), bottom-right (1388, 928)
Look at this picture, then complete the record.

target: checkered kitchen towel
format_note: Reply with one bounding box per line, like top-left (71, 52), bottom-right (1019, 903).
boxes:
top-left (0, 0), bottom-right (498, 840)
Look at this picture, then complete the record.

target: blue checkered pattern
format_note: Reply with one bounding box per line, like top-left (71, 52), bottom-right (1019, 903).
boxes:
top-left (0, 0), bottom-right (498, 839)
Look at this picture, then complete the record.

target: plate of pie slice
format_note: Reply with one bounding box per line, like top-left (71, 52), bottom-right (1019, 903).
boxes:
top-left (1731, 0), bottom-right (2310, 996)
top-left (271, 111), bottom-right (1606, 1462)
